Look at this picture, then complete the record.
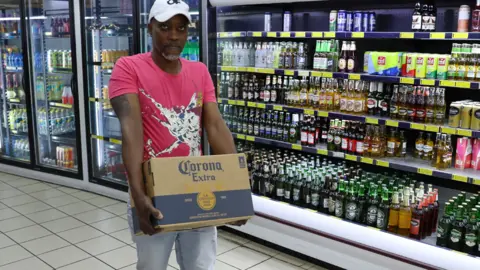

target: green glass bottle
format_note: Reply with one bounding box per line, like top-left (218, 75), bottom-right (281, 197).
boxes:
top-left (448, 205), bottom-right (465, 251)
top-left (462, 208), bottom-right (478, 255)
top-left (302, 173), bottom-right (312, 208)
top-left (292, 172), bottom-right (303, 206)
top-left (345, 182), bottom-right (358, 221)
top-left (310, 176), bottom-right (320, 211)
top-left (335, 180), bottom-right (346, 218)
top-left (376, 187), bottom-right (390, 230)
top-left (284, 169), bottom-right (294, 203)
top-left (274, 166), bottom-right (285, 200)
top-left (366, 184), bottom-right (379, 227)
top-left (355, 184), bottom-right (367, 224)
top-left (289, 114), bottom-right (299, 144)
top-left (328, 176), bottom-right (338, 215)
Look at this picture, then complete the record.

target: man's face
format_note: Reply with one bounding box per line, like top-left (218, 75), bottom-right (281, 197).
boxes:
top-left (149, 15), bottom-right (188, 61)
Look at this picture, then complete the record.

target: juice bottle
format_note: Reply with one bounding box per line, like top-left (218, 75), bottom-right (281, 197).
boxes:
top-left (398, 192), bottom-right (412, 236)
top-left (415, 132), bottom-right (425, 159)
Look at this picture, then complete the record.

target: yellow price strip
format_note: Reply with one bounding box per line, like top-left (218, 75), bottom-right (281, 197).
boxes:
top-left (109, 138), bottom-right (122, 144)
top-left (252, 32), bottom-right (262, 37)
top-left (236, 134), bottom-right (246, 140)
top-left (236, 100), bottom-right (245, 106)
top-left (284, 70), bottom-right (295, 76)
top-left (400, 77), bottom-right (415, 84)
top-left (324, 32), bottom-right (335, 38)
top-left (246, 136), bottom-right (255, 141)
top-left (311, 71), bottom-right (323, 77)
top-left (368, 226), bottom-right (381, 231)
top-left (420, 79), bottom-right (435, 86)
top-left (452, 32), bottom-right (469, 39)
top-left (352, 32), bottom-right (364, 38)
top-left (400, 32), bottom-right (414, 39)
top-left (456, 81), bottom-right (471, 89)
top-left (256, 103), bottom-right (266, 109)
top-left (441, 127), bottom-right (456, 134)
top-left (280, 32), bottom-right (290, 38)
top-left (322, 72), bottom-right (333, 78)
top-left (425, 125), bottom-right (440, 133)
top-left (457, 129), bottom-right (472, 137)
top-left (411, 123), bottom-right (425, 130)
top-left (227, 100), bottom-right (236, 105)
top-left (439, 80), bottom-right (456, 87)
top-left (361, 157), bottom-right (373, 164)
top-left (247, 102), bottom-right (256, 107)
top-left (219, 33), bottom-right (228, 38)
top-left (348, 74), bottom-right (361, 80)
top-left (246, 67), bottom-right (256, 72)
top-left (365, 117), bottom-right (378, 124)
top-left (418, 168), bottom-right (433, 176)
top-left (386, 120), bottom-right (399, 127)
top-left (473, 179), bottom-right (480, 186)
top-left (292, 144), bottom-right (302, 150)
top-left (92, 135), bottom-right (104, 140)
top-left (345, 154), bottom-right (357, 161)
top-left (317, 149), bottom-right (328, 155)
top-left (295, 32), bottom-right (306, 38)
top-left (267, 32), bottom-right (276, 37)
top-left (237, 67), bottom-right (247, 72)
top-left (304, 109), bottom-right (315, 115)
top-left (306, 209), bottom-right (318, 213)
top-left (311, 32), bottom-right (322, 38)
top-left (376, 160), bottom-right (389, 167)
top-left (430, 32), bottom-right (446, 39)
top-left (273, 105), bottom-right (283, 111)
top-left (317, 111), bottom-right (329, 117)
top-left (452, 175), bottom-right (468, 183)
top-left (222, 66), bottom-right (236, 72)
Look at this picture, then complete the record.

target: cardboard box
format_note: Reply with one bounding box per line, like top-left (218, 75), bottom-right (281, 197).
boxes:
top-left (131, 154), bottom-right (254, 234)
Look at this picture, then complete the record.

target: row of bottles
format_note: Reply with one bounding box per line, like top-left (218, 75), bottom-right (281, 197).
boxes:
top-left (5, 73), bottom-right (25, 100)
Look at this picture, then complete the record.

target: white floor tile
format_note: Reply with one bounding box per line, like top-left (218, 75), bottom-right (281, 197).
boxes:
top-left (0, 182), bottom-right (12, 191)
top-left (274, 253), bottom-right (308, 267)
top-left (76, 235), bottom-right (126, 256)
top-left (21, 234), bottom-right (70, 255)
top-left (70, 191), bottom-right (101, 201)
top-left (0, 202), bottom-right (7, 210)
top-left (0, 208), bottom-right (21, 221)
top-left (249, 258), bottom-right (303, 270)
top-left (42, 195), bottom-right (80, 208)
top-left (16, 183), bottom-right (51, 194)
top-left (0, 257), bottom-right (53, 270)
top-left (57, 225), bottom-right (105, 244)
top-left (45, 183), bottom-right (61, 188)
top-left (29, 189), bottom-right (66, 200)
top-left (0, 233), bottom-right (15, 249)
top-left (168, 249), bottom-right (179, 269)
top-left (88, 196), bottom-right (120, 208)
top-left (218, 230), bottom-right (251, 245)
top-left (91, 217), bottom-right (128, 234)
top-left (110, 228), bottom-right (134, 245)
top-left (0, 245), bottom-right (33, 266)
top-left (0, 174), bottom-right (22, 183)
top-left (215, 260), bottom-right (239, 270)
top-left (102, 202), bottom-right (127, 216)
top-left (57, 201), bottom-right (96, 215)
top-left (38, 245), bottom-right (91, 268)
top-left (75, 209), bottom-right (116, 224)
top-left (1, 194), bottom-right (37, 207)
top-left (119, 264), bottom-right (137, 270)
top-left (0, 216), bottom-right (35, 232)
top-left (58, 257), bottom-right (114, 270)
top-left (217, 247), bottom-right (270, 270)
top-left (28, 208), bottom-right (68, 223)
top-left (4, 178), bottom-right (38, 187)
top-left (41, 217), bottom-right (85, 233)
top-left (6, 225), bottom-right (52, 243)
top-left (96, 245), bottom-right (137, 269)
top-left (12, 201), bottom-right (51, 215)
top-left (57, 186), bottom-right (81, 194)
top-left (0, 189), bottom-right (25, 200)
top-left (217, 236), bottom-right (240, 255)
top-left (243, 241), bottom-right (280, 257)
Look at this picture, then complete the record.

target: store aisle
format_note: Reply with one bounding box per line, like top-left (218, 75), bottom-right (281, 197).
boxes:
top-left (0, 173), bottom-right (325, 270)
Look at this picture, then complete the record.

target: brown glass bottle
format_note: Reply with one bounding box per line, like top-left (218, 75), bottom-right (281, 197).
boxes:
top-left (415, 87), bottom-right (426, 123)
top-left (409, 198), bottom-right (424, 240)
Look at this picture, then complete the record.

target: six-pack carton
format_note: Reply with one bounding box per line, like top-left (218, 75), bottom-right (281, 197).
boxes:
top-left (131, 154), bottom-right (254, 234)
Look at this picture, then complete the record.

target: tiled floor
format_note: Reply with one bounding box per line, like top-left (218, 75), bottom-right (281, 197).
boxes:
top-left (0, 172), bottom-right (326, 270)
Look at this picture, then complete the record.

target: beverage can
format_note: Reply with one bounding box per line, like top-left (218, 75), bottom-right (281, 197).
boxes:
top-left (363, 51), bottom-right (371, 72)
top-left (362, 12), bottom-right (369, 32)
top-left (461, 103), bottom-right (473, 129)
top-left (345, 11), bottom-right (353, 32)
top-left (436, 55), bottom-right (449, 80)
top-left (426, 54), bottom-right (438, 79)
top-left (448, 102), bottom-right (462, 127)
top-left (406, 53), bottom-right (417, 77)
top-left (283, 11), bottom-right (292, 32)
top-left (353, 11), bottom-right (362, 32)
top-left (264, 12), bottom-right (271, 32)
top-left (458, 5), bottom-right (471, 32)
top-left (415, 54), bottom-right (427, 78)
top-left (329, 10), bottom-right (338, 31)
top-left (368, 12), bottom-right (376, 31)
top-left (401, 52), bottom-right (408, 76)
top-left (337, 10), bottom-right (347, 31)
top-left (470, 103), bottom-right (480, 130)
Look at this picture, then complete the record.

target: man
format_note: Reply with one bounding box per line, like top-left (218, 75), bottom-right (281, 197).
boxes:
top-left (108, 0), bottom-right (238, 269)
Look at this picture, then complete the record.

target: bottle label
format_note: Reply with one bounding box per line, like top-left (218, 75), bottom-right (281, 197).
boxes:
top-left (243, 91), bottom-right (248, 100)
top-left (335, 200), bottom-right (343, 217)
top-left (305, 194), bottom-right (311, 204)
top-left (248, 92), bottom-right (254, 100)
top-left (311, 193), bottom-right (319, 206)
top-left (323, 198), bottom-right (329, 209)
top-left (297, 57), bottom-right (306, 69)
top-left (423, 145), bottom-right (433, 153)
top-left (334, 135), bottom-right (342, 145)
top-left (390, 105), bottom-right (398, 114)
top-left (300, 93), bottom-right (307, 102)
top-left (450, 229), bottom-right (461, 243)
top-left (467, 66), bottom-right (476, 79)
top-left (319, 58), bottom-right (328, 70)
top-left (376, 209), bottom-right (386, 229)
top-left (327, 134), bottom-right (334, 143)
top-left (421, 15), bottom-right (430, 31)
top-left (354, 100), bottom-right (363, 112)
top-left (289, 128), bottom-right (296, 136)
top-left (349, 139), bottom-right (357, 153)
top-left (398, 107), bottom-right (408, 116)
top-left (276, 188), bottom-right (284, 198)
top-left (313, 58), bottom-right (321, 70)
top-left (340, 98), bottom-right (347, 111)
top-left (410, 218), bottom-right (420, 236)
top-left (356, 141), bottom-right (364, 154)
top-left (341, 138), bottom-right (349, 150)
top-left (367, 205), bottom-right (377, 225)
top-left (457, 66), bottom-right (466, 78)
top-left (301, 131), bottom-right (308, 143)
top-left (416, 109), bottom-right (425, 118)
top-left (367, 98), bottom-right (376, 109)
top-left (347, 59), bottom-right (355, 71)
top-left (371, 143), bottom-right (380, 154)
top-left (271, 91), bottom-right (277, 102)
top-left (284, 190), bottom-right (291, 200)
top-left (322, 131), bottom-right (328, 140)
top-left (401, 142), bottom-right (407, 154)
top-left (447, 65), bottom-right (457, 77)
top-left (387, 141), bottom-right (396, 154)
top-left (338, 59), bottom-right (346, 70)
top-left (407, 108), bottom-right (416, 118)
top-left (308, 133), bottom-right (315, 144)
top-left (328, 197), bottom-right (335, 212)
top-left (415, 143), bottom-right (424, 151)
top-left (264, 91), bottom-right (270, 102)
top-left (465, 233), bottom-right (477, 247)
top-left (426, 109), bottom-right (434, 119)
top-left (326, 95), bottom-right (333, 105)
top-left (228, 87), bottom-right (234, 98)
top-left (346, 100), bottom-right (354, 112)
top-left (388, 210), bottom-right (398, 227)
top-left (293, 188), bottom-right (300, 201)
top-left (260, 90), bottom-right (265, 100)
top-left (412, 15), bottom-right (422, 30)
top-left (345, 202), bottom-right (357, 220)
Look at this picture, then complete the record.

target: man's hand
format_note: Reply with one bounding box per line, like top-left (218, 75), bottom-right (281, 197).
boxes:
top-left (228, 219), bottom-right (248, 227)
top-left (135, 194), bottom-right (163, 235)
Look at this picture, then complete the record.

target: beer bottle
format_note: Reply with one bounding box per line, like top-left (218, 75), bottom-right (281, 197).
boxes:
top-left (313, 40), bottom-right (321, 71)
top-left (271, 76), bottom-right (278, 104)
top-left (457, 53), bottom-right (467, 80)
top-left (414, 132), bottom-right (424, 159)
top-left (320, 173), bottom-right (331, 213)
top-left (462, 209), bottom-right (478, 254)
top-left (390, 85), bottom-right (399, 119)
top-left (339, 79), bottom-right (348, 112)
top-left (262, 76), bottom-right (270, 103)
top-left (333, 79), bottom-right (341, 112)
top-left (388, 191), bottom-right (400, 233)
top-left (277, 112), bottom-right (284, 141)
top-left (398, 194), bottom-right (412, 236)
top-left (346, 80), bottom-right (355, 113)
top-left (447, 53), bottom-right (458, 80)
top-left (356, 124), bottom-right (365, 156)
top-left (425, 87), bottom-right (435, 123)
top-left (355, 184), bottom-right (367, 224)
top-left (247, 109), bottom-right (254, 135)
top-left (302, 173), bottom-right (312, 208)
top-left (241, 108), bottom-right (248, 134)
top-left (334, 120), bottom-right (343, 151)
top-left (328, 175), bottom-right (338, 215)
top-left (234, 74), bottom-right (241, 100)
top-left (262, 164), bottom-right (271, 197)
top-left (376, 187), bottom-right (390, 230)
top-left (299, 77), bottom-right (308, 107)
top-left (447, 205), bottom-right (465, 251)
top-left (370, 126), bottom-right (381, 158)
top-left (409, 198), bottom-right (424, 240)
top-left (434, 88), bottom-right (446, 125)
top-left (334, 180), bottom-right (346, 218)
top-left (366, 185), bottom-right (379, 226)
top-left (467, 54), bottom-right (477, 82)
top-left (348, 122), bottom-right (357, 155)
top-left (300, 116), bottom-right (309, 146)
top-left (386, 129), bottom-right (397, 157)
top-left (423, 133), bottom-right (434, 160)
top-left (327, 119), bottom-right (336, 150)
top-left (345, 182), bottom-right (358, 221)
top-left (436, 202), bottom-right (453, 247)
top-left (319, 78), bottom-right (326, 110)
top-left (272, 111), bottom-right (279, 139)
top-left (275, 166), bottom-right (286, 200)
top-left (284, 169), bottom-right (294, 203)
top-left (321, 117), bottom-right (329, 144)
top-left (415, 87), bottom-right (426, 122)
top-left (259, 110), bottom-right (266, 137)
top-left (265, 110), bottom-right (272, 139)
top-left (292, 172), bottom-right (303, 206)
top-left (326, 79), bottom-right (335, 111)
top-left (367, 82), bottom-right (377, 115)
top-left (375, 82), bottom-right (384, 116)
top-left (308, 118), bottom-right (316, 146)
top-left (338, 41), bottom-right (348, 72)
top-left (289, 114), bottom-right (299, 143)
top-left (347, 41), bottom-right (357, 73)
top-left (397, 86), bottom-right (408, 120)
top-left (397, 130), bottom-right (407, 157)
top-left (341, 121), bottom-right (349, 153)
top-left (253, 109), bottom-right (260, 136)
top-left (283, 113), bottom-right (291, 142)
top-left (406, 86), bottom-right (416, 122)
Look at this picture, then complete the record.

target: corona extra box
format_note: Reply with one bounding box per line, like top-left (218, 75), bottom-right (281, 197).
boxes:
top-left (131, 154), bottom-right (254, 234)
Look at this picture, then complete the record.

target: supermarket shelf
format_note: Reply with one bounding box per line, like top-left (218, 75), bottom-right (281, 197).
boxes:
top-left (36, 100), bottom-right (73, 109)
top-left (217, 31), bottom-right (480, 40)
top-left (231, 132), bottom-right (480, 186)
top-left (218, 98), bottom-right (480, 138)
top-left (48, 68), bottom-right (73, 75)
top-left (88, 97), bottom-right (108, 103)
top-left (40, 133), bottom-right (77, 145)
top-left (91, 134), bottom-right (122, 145)
top-left (2, 98), bottom-right (26, 105)
top-left (218, 66), bottom-right (479, 90)
top-left (10, 130), bottom-right (28, 136)
top-left (5, 66), bottom-right (23, 72)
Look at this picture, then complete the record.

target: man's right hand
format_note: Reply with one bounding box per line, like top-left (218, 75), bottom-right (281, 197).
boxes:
top-left (135, 194), bottom-right (163, 235)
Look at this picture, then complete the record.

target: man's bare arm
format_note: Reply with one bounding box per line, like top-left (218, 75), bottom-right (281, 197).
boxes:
top-left (203, 102), bottom-right (236, 154)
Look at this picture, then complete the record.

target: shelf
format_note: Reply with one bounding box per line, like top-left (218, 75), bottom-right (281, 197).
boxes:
top-left (49, 102), bottom-right (73, 109)
top-left (218, 66), bottom-right (479, 90)
top-left (40, 133), bottom-right (77, 145)
top-left (231, 131), bottom-right (480, 186)
top-left (1, 33), bottom-right (21, 40)
top-left (3, 98), bottom-right (26, 105)
top-left (91, 134), bottom-right (122, 145)
top-left (217, 31), bottom-right (480, 40)
top-left (218, 98), bottom-right (479, 138)
top-left (89, 97), bottom-right (108, 103)
top-left (5, 67), bottom-right (23, 73)
top-left (49, 68), bottom-right (73, 74)
top-left (10, 130), bottom-right (28, 136)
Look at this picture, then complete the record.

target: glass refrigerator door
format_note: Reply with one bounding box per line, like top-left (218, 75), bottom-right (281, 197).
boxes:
top-left (84, 0), bottom-right (134, 185)
top-left (139, 0), bottom-right (200, 59)
top-left (26, 0), bottom-right (80, 173)
top-left (0, 5), bottom-right (30, 163)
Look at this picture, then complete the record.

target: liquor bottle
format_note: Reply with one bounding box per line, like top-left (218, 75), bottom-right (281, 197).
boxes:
top-left (367, 82), bottom-right (377, 115)
top-left (390, 85), bottom-right (399, 119)
top-left (335, 180), bottom-right (346, 218)
top-left (421, 4), bottom-right (430, 32)
top-left (397, 130), bottom-right (407, 158)
top-left (285, 169), bottom-right (294, 202)
top-left (375, 82), bottom-right (384, 116)
top-left (447, 205), bottom-right (465, 251)
top-left (376, 187), bottom-right (390, 230)
top-left (429, 4), bottom-right (437, 32)
top-left (423, 133), bottom-right (434, 160)
top-left (414, 132), bottom-right (424, 159)
top-left (334, 120), bottom-right (343, 151)
top-left (407, 86), bottom-right (416, 122)
top-left (412, 2), bottom-right (422, 31)
top-left (415, 87), bottom-right (426, 122)
top-left (347, 41), bottom-right (356, 73)
top-left (462, 209), bottom-right (478, 254)
top-left (341, 121), bottom-right (349, 153)
top-left (398, 195), bottom-right (412, 236)
top-left (338, 41), bottom-right (348, 72)
top-left (436, 202), bottom-right (452, 247)
top-left (473, 0), bottom-right (480, 32)
top-left (275, 166), bottom-right (285, 200)
top-left (397, 86), bottom-right (408, 120)
top-left (434, 88), bottom-right (446, 125)
top-left (345, 182), bottom-right (358, 221)
top-left (271, 76), bottom-right (278, 104)
top-left (366, 185), bottom-right (379, 226)
top-left (388, 191), bottom-right (400, 233)
top-left (355, 184), bottom-right (367, 224)
top-left (410, 198), bottom-right (424, 240)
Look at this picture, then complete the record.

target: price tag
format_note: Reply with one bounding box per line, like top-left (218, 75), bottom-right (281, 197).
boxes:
top-left (411, 123), bottom-right (425, 130)
top-left (365, 117), bottom-right (378, 124)
top-left (247, 102), bottom-right (256, 107)
top-left (222, 66), bottom-right (236, 72)
top-left (456, 81), bottom-right (471, 89)
top-left (109, 138), bottom-right (122, 144)
top-left (452, 175), bottom-right (468, 183)
top-left (298, 70), bottom-right (309, 77)
top-left (247, 67), bottom-right (256, 72)
top-left (273, 105), bottom-right (283, 111)
top-left (280, 32), bottom-right (290, 38)
top-left (352, 32), bottom-right (364, 38)
top-left (92, 135), bottom-right (104, 141)
top-left (452, 32), bottom-right (469, 39)
top-left (237, 67), bottom-right (247, 72)
top-left (386, 120), bottom-right (399, 127)
top-left (420, 79), bottom-right (435, 86)
top-left (400, 77), bottom-right (415, 84)
top-left (10, 98), bottom-right (20, 103)
top-left (252, 32), bottom-right (262, 37)
top-left (376, 160), bottom-right (389, 167)
top-left (322, 72), bottom-right (333, 78)
top-left (311, 32), bottom-right (323, 38)
top-left (440, 80), bottom-right (456, 87)
top-left (317, 111), bottom-right (329, 117)
top-left (236, 100), bottom-right (245, 106)
top-left (474, 179), bottom-right (480, 186)
top-left (228, 100), bottom-right (236, 105)
top-left (457, 129), bottom-right (473, 137)
top-left (311, 71), bottom-right (323, 77)
top-left (345, 154), bottom-right (357, 161)
top-left (304, 109), bottom-right (315, 115)
top-left (348, 74), bottom-right (361, 80)
top-left (324, 32), bottom-right (335, 38)
top-left (361, 157), bottom-right (373, 164)
top-left (267, 32), bottom-right (277, 37)
top-left (317, 149), bottom-right (328, 155)
top-left (418, 168), bottom-right (433, 176)
top-left (284, 70), bottom-right (295, 76)
top-left (246, 136), bottom-right (255, 141)
top-left (430, 32), bottom-right (446, 39)
top-left (332, 152), bottom-right (344, 158)
top-left (295, 32), bottom-right (306, 38)
top-left (400, 32), bottom-right (414, 39)
top-left (425, 125), bottom-right (440, 133)
top-left (441, 127), bottom-right (456, 134)
top-left (236, 134), bottom-right (246, 140)
top-left (219, 33), bottom-right (227, 38)
top-left (256, 103), bottom-right (266, 109)
top-left (292, 144), bottom-right (303, 150)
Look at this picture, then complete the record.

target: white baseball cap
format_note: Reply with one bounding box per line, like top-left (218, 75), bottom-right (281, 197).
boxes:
top-left (148, 0), bottom-right (191, 23)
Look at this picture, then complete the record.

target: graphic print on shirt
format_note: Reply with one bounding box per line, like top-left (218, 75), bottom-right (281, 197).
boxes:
top-left (139, 88), bottom-right (202, 158)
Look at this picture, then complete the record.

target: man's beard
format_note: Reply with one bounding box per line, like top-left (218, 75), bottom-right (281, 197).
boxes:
top-left (162, 52), bottom-right (180, 61)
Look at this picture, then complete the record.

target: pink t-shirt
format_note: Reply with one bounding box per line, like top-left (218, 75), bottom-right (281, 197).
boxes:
top-left (108, 52), bottom-right (216, 162)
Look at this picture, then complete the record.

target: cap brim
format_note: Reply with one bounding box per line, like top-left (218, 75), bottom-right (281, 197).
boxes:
top-left (153, 9), bottom-right (192, 23)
